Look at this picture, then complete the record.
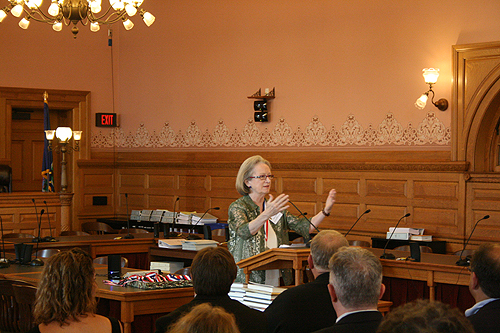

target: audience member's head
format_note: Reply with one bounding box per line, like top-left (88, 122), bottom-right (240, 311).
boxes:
top-left (328, 246), bottom-right (384, 310)
top-left (309, 229), bottom-right (349, 271)
top-left (33, 247), bottom-right (97, 326)
top-left (191, 247), bottom-right (237, 296)
top-left (376, 299), bottom-right (475, 333)
top-left (167, 303), bottom-right (240, 333)
top-left (469, 242), bottom-right (500, 299)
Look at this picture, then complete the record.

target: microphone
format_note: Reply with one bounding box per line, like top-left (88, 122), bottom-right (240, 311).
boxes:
top-left (30, 209), bottom-right (44, 266)
top-left (186, 207), bottom-right (220, 240)
top-left (166, 197), bottom-right (180, 238)
top-left (0, 215), bottom-right (10, 268)
top-left (380, 213), bottom-right (411, 260)
top-left (42, 200), bottom-right (56, 242)
top-left (31, 199), bottom-right (40, 242)
top-left (123, 193), bottom-right (134, 239)
top-left (345, 209), bottom-right (371, 237)
top-left (288, 200), bottom-right (320, 233)
top-left (456, 214), bottom-right (490, 266)
top-left (32, 205), bottom-right (44, 243)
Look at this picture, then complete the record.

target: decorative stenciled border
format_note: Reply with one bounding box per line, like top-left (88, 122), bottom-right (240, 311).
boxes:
top-left (91, 112), bottom-right (450, 149)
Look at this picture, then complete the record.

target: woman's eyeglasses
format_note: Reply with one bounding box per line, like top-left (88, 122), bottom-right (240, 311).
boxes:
top-left (247, 174), bottom-right (275, 181)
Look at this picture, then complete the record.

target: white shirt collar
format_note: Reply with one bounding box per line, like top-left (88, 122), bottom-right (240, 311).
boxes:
top-left (335, 309), bottom-right (379, 323)
top-left (465, 298), bottom-right (500, 317)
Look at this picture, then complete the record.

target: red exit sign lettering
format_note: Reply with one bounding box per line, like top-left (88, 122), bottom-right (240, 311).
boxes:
top-left (96, 113), bottom-right (117, 127)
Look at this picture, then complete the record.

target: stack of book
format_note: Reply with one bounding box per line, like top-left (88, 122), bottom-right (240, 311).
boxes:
top-left (181, 239), bottom-right (218, 251)
top-left (239, 282), bottom-right (286, 311)
top-left (150, 261), bottom-right (184, 273)
top-left (386, 227), bottom-right (426, 240)
top-left (191, 212), bottom-right (218, 225)
top-left (158, 239), bottom-right (183, 249)
top-left (229, 282), bottom-right (246, 302)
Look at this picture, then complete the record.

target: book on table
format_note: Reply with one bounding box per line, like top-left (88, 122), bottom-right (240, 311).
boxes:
top-left (158, 239), bottom-right (183, 249)
top-left (410, 235), bottom-right (433, 241)
top-left (246, 282), bottom-right (286, 294)
top-left (181, 239), bottom-right (218, 251)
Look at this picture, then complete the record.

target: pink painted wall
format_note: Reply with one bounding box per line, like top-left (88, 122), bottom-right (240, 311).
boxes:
top-left (1, 0), bottom-right (500, 151)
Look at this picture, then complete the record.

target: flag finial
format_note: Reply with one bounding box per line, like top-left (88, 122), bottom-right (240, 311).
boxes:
top-left (43, 91), bottom-right (48, 103)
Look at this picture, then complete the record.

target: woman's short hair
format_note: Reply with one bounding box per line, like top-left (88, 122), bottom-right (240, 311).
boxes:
top-left (235, 155), bottom-right (271, 196)
top-left (168, 303), bottom-right (240, 333)
top-left (376, 299), bottom-right (475, 333)
top-left (33, 247), bottom-right (97, 326)
top-left (191, 247), bottom-right (237, 296)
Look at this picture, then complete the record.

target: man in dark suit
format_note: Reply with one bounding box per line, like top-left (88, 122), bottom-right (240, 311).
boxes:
top-left (155, 247), bottom-right (267, 333)
top-left (313, 247), bottom-right (385, 333)
top-left (466, 242), bottom-right (500, 333)
top-left (264, 230), bottom-right (349, 333)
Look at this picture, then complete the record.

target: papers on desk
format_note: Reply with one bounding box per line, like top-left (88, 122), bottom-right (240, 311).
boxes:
top-left (158, 239), bottom-right (183, 249)
top-left (181, 239), bottom-right (218, 251)
top-left (279, 243), bottom-right (307, 248)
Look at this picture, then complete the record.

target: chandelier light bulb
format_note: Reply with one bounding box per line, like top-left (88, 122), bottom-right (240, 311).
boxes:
top-left (142, 11), bottom-right (154, 26)
top-left (19, 17), bottom-right (30, 29)
top-left (90, 1), bottom-right (102, 13)
top-left (125, 4), bottom-right (137, 16)
top-left (48, 2), bottom-right (60, 16)
top-left (0, 9), bottom-right (7, 22)
top-left (56, 127), bottom-right (73, 142)
top-left (90, 21), bottom-right (100, 32)
top-left (11, 4), bottom-right (24, 17)
top-left (52, 21), bottom-right (62, 31)
top-left (122, 18), bottom-right (134, 30)
top-left (26, 0), bottom-right (43, 9)
top-left (110, 0), bottom-right (124, 11)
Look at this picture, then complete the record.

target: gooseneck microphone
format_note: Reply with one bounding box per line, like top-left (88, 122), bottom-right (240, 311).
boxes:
top-left (345, 209), bottom-right (371, 237)
top-left (0, 215), bottom-right (10, 268)
top-left (380, 213), bottom-right (411, 260)
top-left (288, 200), bottom-right (320, 233)
top-left (31, 199), bottom-right (41, 242)
top-left (169, 197), bottom-right (180, 237)
top-left (43, 200), bottom-right (56, 242)
top-left (186, 207), bottom-right (220, 240)
top-left (456, 214), bottom-right (490, 266)
top-left (123, 193), bottom-right (134, 239)
top-left (30, 209), bottom-right (45, 266)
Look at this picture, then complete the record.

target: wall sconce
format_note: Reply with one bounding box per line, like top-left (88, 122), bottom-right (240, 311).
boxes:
top-left (415, 68), bottom-right (448, 111)
top-left (44, 127), bottom-right (82, 193)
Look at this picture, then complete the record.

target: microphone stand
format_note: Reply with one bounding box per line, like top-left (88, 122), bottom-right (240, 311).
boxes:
top-left (43, 200), bottom-right (56, 242)
top-left (380, 213), bottom-right (411, 260)
top-left (123, 193), bottom-right (134, 239)
top-left (345, 209), bottom-right (371, 237)
top-left (288, 200), bottom-right (320, 247)
top-left (0, 215), bottom-right (9, 268)
top-left (456, 215), bottom-right (490, 266)
top-left (30, 209), bottom-right (45, 266)
top-left (186, 207), bottom-right (220, 240)
top-left (167, 197), bottom-right (180, 238)
top-left (32, 199), bottom-right (43, 243)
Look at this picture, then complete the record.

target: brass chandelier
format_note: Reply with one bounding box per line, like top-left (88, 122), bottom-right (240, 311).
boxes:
top-left (0, 0), bottom-right (155, 37)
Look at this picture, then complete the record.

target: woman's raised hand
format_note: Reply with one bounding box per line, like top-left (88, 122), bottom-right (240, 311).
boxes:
top-left (264, 193), bottom-right (290, 218)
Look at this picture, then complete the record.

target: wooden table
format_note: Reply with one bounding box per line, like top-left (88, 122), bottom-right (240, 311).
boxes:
top-left (236, 247), bottom-right (471, 300)
top-left (0, 263), bottom-right (194, 333)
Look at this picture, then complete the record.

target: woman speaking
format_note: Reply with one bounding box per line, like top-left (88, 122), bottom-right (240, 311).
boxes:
top-left (228, 155), bottom-right (336, 286)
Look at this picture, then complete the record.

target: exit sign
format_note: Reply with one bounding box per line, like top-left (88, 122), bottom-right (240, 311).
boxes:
top-left (96, 113), bottom-right (117, 127)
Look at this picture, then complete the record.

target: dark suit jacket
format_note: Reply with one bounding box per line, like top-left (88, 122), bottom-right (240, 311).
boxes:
top-left (312, 311), bottom-right (383, 333)
top-left (264, 273), bottom-right (337, 333)
top-left (468, 298), bottom-right (500, 333)
top-left (155, 294), bottom-right (267, 333)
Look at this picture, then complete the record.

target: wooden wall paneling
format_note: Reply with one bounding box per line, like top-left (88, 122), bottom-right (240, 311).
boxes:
top-left (467, 179), bottom-right (500, 242)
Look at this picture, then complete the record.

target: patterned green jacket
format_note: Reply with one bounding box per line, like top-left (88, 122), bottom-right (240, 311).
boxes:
top-left (227, 195), bottom-right (310, 285)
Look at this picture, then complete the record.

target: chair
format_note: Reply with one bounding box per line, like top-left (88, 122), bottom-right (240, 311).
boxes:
top-left (0, 279), bottom-right (34, 333)
top-left (118, 228), bottom-right (151, 234)
top-left (454, 249), bottom-right (475, 257)
top-left (35, 248), bottom-right (60, 258)
top-left (12, 283), bottom-right (37, 332)
top-left (174, 267), bottom-right (191, 277)
top-left (394, 245), bottom-right (433, 253)
top-left (0, 164), bottom-right (12, 193)
top-left (93, 256), bottom-right (128, 268)
top-left (81, 222), bottom-right (118, 235)
top-left (2, 232), bottom-right (35, 239)
top-left (60, 230), bottom-right (91, 236)
top-left (349, 240), bottom-right (371, 247)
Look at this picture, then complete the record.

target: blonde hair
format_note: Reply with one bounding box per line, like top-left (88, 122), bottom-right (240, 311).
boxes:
top-left (235, 155), bottom-right (271, 196)
top-left (168, 303), bottom-right (240, 333)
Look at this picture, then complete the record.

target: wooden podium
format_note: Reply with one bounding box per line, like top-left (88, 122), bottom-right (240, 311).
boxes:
top-left (236, 247), bottom-right (310, 286)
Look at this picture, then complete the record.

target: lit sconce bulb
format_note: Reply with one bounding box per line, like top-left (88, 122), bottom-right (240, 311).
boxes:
top-left (110, 0), bottom-right (124, 11)
top-left (125, 4), bottom-right (137, 16)
top-left (45, 130), bottom-right (55, 141)
top-left (142, 11), bottom-right (155, 26)
top-left (48, 1), bottom-right (60, 16)
top-left (90, 21), bottom-right (100, 32)
top-left (122, 18), bottom-right (134, 30)
top-left (52, 21), bottom-right (62, 31)
top-left (90, 1), bottom-right (102, 13)
top-left (55, 127), bottom-right (73, 142)
top-left (26, 0), bottom-right (42, 9)
top-left (19, 17), bottom-right (30, 29)
top-left (0, 9), bottom-right (7, 22)
top-left (72, 131), bottom-right (82, 141)
top-left (415, 93), bottom-right (428, 109)
top-left (11, 4), bottom-right (24, 17)
top-left (422, 68), bottom-right (440, 84)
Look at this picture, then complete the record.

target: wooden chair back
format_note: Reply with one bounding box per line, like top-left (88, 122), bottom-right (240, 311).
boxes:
top-left (93, 256), bottom-right (128, 268)
top-left (0, 279), bottom-right (34, 333)
top-left (118, 228), bottom-right (150, 234)
top-left (81, 222), bottom-right (117, 235)
top-left (349, 240), bottom-right (371, 247)
top-left (394, 245), bottom-right (433, 253)
top-left (35, 248), bottom-right (60, 258)
top-left (60, 230), bottom-right (90, 236)
top-left (12, 283), bottom-right (37, 332)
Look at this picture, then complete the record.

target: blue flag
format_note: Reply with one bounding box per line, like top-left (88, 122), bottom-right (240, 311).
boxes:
top-left (42, 101), bottom-right (54, 192)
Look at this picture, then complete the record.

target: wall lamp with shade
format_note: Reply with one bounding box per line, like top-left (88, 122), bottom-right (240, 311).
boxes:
top-left (45, 127), bottom-right (81, 193)
top-left (415, 68), bottom-right (449, 111)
